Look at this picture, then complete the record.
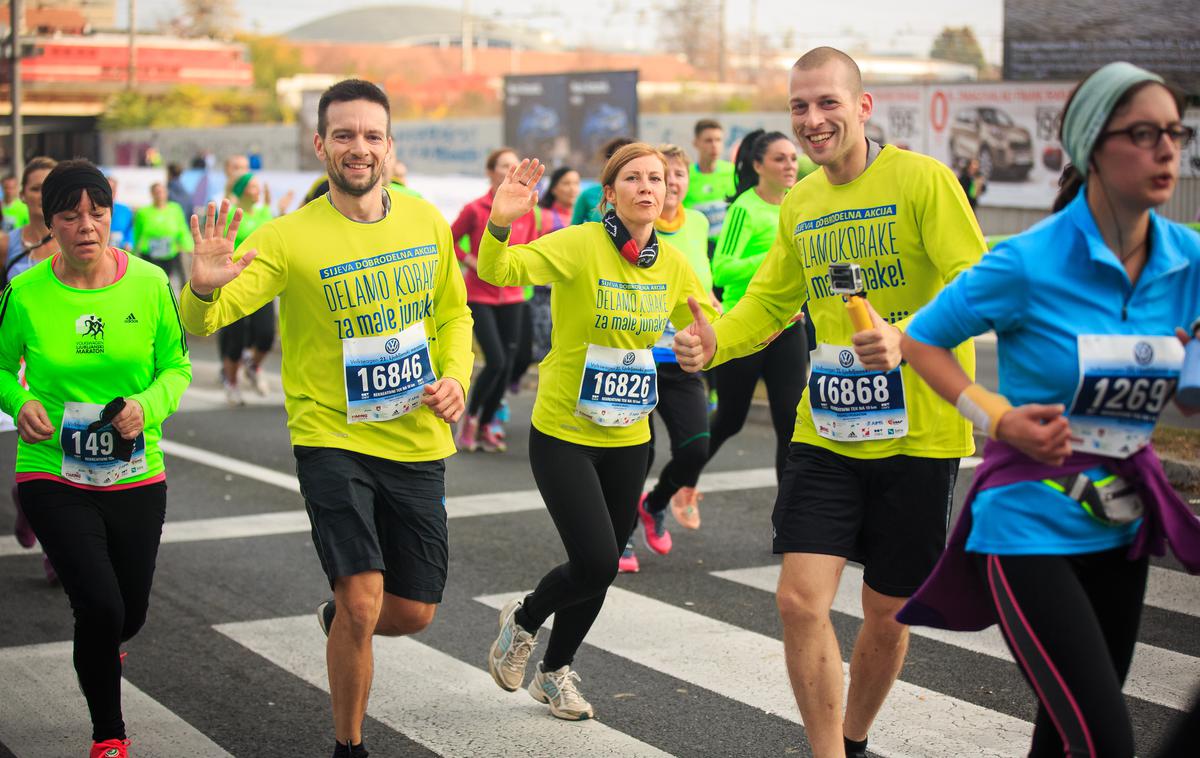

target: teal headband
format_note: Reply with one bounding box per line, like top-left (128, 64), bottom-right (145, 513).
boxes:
top-left (1061, 62), bottom-right (1163, 178)
top-left (232, 172), bottom-right (254, 199)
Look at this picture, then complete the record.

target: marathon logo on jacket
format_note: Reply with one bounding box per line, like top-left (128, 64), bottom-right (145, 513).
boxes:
top-left (74, 314), bottom-right (105, 354)
top-left (322, 244), bottom-right (439, 340)
top-left (796, 205), bottom-right (908, 303)
top-left (592, 279), bottom-right (671, 339)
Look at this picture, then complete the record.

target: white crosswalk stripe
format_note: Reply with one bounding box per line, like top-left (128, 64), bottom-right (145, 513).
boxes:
top-left (215, 615), bottom-right (673, 758)
top-left (475, 589), bottom-right (1034, 757)
top-left (2, 438), bottom-right (1195, 757)
top-left (713, 564), bottom-right (1200, 712)
top-left (0, 642), bottom-right (232, 757)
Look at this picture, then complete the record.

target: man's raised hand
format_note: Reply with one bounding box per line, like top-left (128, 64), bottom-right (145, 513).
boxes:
top-left (189, 200), bottom-right (258, 297)
top-left (673, 297), bottom-right (717, 373)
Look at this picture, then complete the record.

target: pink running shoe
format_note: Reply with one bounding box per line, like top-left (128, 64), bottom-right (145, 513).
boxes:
top-left (637, 494), bottom-right (672, 555)
top-left (618, 545), bottom-right (639, 573)
top-left (455, 415), bottom-right (480, 452)
top-left (478, 423), bottom-right (507, 453)
top-left (12, 485), bottom-right (35, 549)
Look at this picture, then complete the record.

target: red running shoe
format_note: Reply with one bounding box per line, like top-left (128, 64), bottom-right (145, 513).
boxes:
top-left (90, 738), bottom-right (130, 758)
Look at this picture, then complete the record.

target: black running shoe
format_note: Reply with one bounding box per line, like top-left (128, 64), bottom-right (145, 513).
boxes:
top-left (317, 599), bottom-right (336, 637)
top-left (331, 740), bottom-right (368, 758)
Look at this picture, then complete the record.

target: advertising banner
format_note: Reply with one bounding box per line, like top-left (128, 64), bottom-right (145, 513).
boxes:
top-left (504, 71), bottom-right (638, 177)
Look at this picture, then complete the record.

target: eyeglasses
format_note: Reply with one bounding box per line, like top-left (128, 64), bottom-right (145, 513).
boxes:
top-left (1099, 123), bottom-right (1196, 150)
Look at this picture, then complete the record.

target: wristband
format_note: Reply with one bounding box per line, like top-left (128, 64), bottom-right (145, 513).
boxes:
top-left (189, 282), bottom-right (216, 302)
top-left (487, 220), bottom-right (511, 242)
top-left (955, 383), bottom-right (1013, 439)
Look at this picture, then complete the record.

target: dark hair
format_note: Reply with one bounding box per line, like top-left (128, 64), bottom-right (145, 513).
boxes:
top-left (167, 162), bottom-right (183, 180)
top-left (317, 79), bottom-right (391, 138)
top-left (1051, 75), bottom-right (1185, 212)
top-left (694, 118), bottom-right (722, 137)
top-left (598, 136), bottom-right (635, 162)
top-left (40, 159), bottom-right (113, 221)
top-left (21, 156), bottom-right (57, 190)
top-left (486, 147), bottom-right (517, 172)
top-left (729, 130), bottom-right (790, 202)
top-left (539, 166), bottom-right (578, 208)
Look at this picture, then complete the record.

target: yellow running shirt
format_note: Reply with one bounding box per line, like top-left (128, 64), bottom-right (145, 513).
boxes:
top-left (180, 188), bottom-right (474, 461)
top-left (711, 146), bottom-right (986, 459)
top-left (479, 222), bottom-right (716, 447)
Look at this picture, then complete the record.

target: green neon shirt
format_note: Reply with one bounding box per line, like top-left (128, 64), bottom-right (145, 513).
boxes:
top-left (711, 146), bottom-right (987, 460)
top-left (711, 189), bottom-right (781, 310)
top-left (133, 202), bottom-right (193, 261)
top-left (683, 160), bottom-right (736, 241)
top-left (0, 254), bottom-right (192, 483)
top-left (655, 207), bottom-right (712, 292)
top-left (479, 223), bottom-right (716, 447)
top-left (181, 187), bottom-right (475, 462)
top-left (3, 199), bottom-right (29, 231)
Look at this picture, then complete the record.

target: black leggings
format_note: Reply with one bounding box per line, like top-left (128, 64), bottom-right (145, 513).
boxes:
top-left (217, 302), bottom-right (276, 362)
top-left (708, 322), bottom-right (806, 480)
top-left (977, 548), bottom-right (1148, 757)
top-left (644, 363), bottom-right (710, 512)
top-left (18, 479), bottom-right (167, 742)
top-left (516, 427), bottom-right (649, 669)
top-left (467, 302), bottom-right (523, 425)
top-left (509, 301), bottom-right (534, 387)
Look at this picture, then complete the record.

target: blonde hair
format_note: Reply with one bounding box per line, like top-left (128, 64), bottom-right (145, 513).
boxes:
top-left (658, 144), bottom-right (691, 165)
top-left (595, 142), bottom-right (668, 216)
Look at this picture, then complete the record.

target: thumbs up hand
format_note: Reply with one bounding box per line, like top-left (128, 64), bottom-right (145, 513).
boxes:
top-left (673, 296), bottom-right (717, 373)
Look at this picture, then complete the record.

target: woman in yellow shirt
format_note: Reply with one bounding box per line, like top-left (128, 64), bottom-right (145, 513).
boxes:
top-left (480, 144), bottom-right (715, 721)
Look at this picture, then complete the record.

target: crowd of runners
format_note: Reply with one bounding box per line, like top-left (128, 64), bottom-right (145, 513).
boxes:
top-left (2, 48), bottom-right (1199, 758)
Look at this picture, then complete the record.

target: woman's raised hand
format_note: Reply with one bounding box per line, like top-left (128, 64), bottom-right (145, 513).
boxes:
top-left (488, 159), bottom-right (545, 227)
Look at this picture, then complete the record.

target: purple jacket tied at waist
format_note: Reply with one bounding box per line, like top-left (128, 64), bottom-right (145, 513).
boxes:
top-left (898, 439), bottom-right (1200, 632)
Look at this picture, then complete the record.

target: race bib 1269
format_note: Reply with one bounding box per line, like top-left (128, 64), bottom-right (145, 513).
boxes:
top-left (1068, 335), bottom-right (1182, 458)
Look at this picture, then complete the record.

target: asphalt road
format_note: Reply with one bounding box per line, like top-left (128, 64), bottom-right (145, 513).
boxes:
top-left (0, 336), bottom-right (1196, 757)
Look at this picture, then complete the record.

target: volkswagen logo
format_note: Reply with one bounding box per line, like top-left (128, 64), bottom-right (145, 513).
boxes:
top-left (384, 338), bottom-right (401, 355)
top-left (1133, 341), bottom-right (1154, 366)
top-left (838, 350), bottom-right (855, 368)
top-left (622, 352), bottom-right (637, 366)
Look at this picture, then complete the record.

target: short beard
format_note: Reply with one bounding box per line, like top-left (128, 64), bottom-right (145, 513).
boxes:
top-left (326, 156), bottom-right (383, 198)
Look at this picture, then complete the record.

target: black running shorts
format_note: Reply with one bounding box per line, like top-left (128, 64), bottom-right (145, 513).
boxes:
top-left (294, 445), bottom-right (448, 603)
top-left (772, 443), bottom-right (959, 597)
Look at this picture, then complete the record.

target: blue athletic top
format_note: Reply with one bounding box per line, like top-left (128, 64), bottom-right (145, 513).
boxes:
top-left (110, 202), bottom-right (134, 251)
top-left (908, 190), bottom-right (1200, 555)
top-left (5, 227), bottom-right (43, 281)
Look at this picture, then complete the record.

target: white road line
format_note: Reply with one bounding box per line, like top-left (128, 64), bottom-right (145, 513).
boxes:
top-left (1143, 564), bottom-right (1200, 618)
top-left (215, 615), bottom-right (673, 758)
top-left (0, 458), bottom-right (779, 557)
top-left (714, 564), bottom-right (1198, 712)
top-left (0, 641), bottom-right (231, 757)
top-left (475, 589), bottom-right (1032, 757)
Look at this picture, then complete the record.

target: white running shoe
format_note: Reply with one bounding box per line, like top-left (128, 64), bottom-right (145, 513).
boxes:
top-left (249, 365), bottom-right (269, 396)
top-left (223, 380), bottom-right (244, 406)
top-left (528, 662), bottom-right (594, 720)
top-left (487, 599), bottom-right (537, 692)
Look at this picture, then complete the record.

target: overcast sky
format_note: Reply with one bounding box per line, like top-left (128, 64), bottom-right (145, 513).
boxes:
top-left (123, 0), bottom-right (1005, 64)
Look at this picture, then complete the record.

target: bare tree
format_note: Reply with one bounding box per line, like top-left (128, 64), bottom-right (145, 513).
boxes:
top-left (658, 0), bottom-right (722, 78)
top-left (171, 0), bottom-right (240, 40)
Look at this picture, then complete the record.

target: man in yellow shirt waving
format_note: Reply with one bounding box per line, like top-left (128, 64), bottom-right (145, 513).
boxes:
top-left (675, 48), bottom-right (986, 758)
top-left (181, 80), bottom-right (473, 758)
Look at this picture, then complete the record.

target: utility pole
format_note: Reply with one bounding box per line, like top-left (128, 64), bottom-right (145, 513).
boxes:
top-left (461, 0), bottom-right (474, 74)
top-left (9, 0), bottom-right (22, 177)
top-left (716, 0), bottom-right (726, 83)
top-left (128, 0), bottom-right (137, 90)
